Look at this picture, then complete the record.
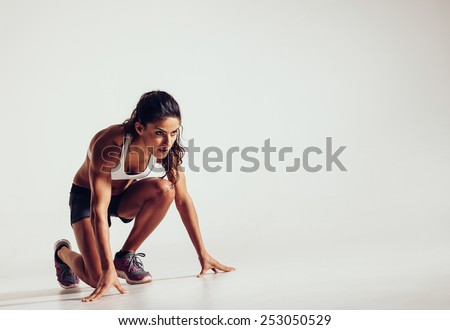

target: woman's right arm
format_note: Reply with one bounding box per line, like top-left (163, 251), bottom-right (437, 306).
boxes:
top-left (82, 135), bottom-right (127, 302)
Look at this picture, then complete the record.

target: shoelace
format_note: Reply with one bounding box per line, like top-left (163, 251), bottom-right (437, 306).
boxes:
top-left (127, 253), bottom-right (146, 273)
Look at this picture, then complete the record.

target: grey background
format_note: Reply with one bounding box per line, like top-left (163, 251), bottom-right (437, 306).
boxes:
top-left (0, 0), bottom-right (449, 309)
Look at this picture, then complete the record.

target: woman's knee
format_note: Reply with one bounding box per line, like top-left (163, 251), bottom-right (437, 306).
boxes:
top-left (85, 268), bottom-right (101, 287)
top-left (144, 178), bottom-right (175, 203)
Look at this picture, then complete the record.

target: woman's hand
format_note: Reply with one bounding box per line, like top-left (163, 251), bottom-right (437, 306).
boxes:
top-left (82, 268), bottom-right (127, 302)
top-left (197, 252), bottom-right (236, 278)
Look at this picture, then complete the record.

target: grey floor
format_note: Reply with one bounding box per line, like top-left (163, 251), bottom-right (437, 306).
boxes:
top-left (2, 241), bottom-right (450, 310)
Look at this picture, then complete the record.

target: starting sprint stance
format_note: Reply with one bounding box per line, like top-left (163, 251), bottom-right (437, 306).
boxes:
top-left (54, 90), bottom-right (235, 302)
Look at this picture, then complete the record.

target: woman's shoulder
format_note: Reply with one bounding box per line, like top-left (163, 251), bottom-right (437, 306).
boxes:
top-left (87, 124), bottom-right (128, 163)
top-left (90, 124), bottom-right (126, 149)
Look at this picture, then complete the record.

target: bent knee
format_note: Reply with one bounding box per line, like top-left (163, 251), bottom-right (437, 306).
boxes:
top-left (143, 178), bottom-right (175, 203)
top-left (85, 268), bottom-right (101, 287)
top-left (156, 179), bottom-right (175, 203)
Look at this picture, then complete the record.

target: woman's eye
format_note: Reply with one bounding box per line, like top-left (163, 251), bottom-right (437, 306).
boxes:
top-left (156, 131), bottom-right (164, 136)
top-left (171, 131), bottom-right (178, 136)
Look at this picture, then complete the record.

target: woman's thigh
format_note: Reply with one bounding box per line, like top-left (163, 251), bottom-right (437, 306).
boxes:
top-left (72, 218), bottom-right (102, 282)
top-left (116, 177), bottom-right (173, 220)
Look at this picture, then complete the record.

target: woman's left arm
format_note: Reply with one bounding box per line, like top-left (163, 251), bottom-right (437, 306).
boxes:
top-left (174, 171), bottom-right (236, 277)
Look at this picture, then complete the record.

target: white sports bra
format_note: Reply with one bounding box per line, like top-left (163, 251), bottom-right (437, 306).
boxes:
top-left (87, 133), bottom-right (157, 181)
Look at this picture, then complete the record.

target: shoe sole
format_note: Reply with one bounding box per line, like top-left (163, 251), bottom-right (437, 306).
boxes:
top-left (116, 270), bottom-right (152, 285)
top-left (59, 282), bottom-right (80, 289)
top-left (54, 239), bottom-right (72, 252)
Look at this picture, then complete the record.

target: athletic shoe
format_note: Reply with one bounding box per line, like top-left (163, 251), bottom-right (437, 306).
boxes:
top-left (114, 251), bottom-right (152, 284)
top-left (54, 239), bottom-right (80, 289)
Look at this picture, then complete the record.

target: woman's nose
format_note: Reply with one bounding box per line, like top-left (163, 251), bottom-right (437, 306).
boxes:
top-left (168, 135), bottom-right (177, 145)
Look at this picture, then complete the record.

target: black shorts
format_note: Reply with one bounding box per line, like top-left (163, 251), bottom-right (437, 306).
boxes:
top-left (69, 181), bottom-right (136, 227)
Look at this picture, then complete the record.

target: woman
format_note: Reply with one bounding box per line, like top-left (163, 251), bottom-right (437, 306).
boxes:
top-left (54, 90), bottom-right (235, 302)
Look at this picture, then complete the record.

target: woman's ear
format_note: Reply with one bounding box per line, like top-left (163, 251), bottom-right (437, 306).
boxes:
top-left (134, 121), bottom-right (144, 135)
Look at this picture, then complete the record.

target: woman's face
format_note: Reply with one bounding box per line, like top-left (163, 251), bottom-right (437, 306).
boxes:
top-left (137, 117), bottom-right (181, 159)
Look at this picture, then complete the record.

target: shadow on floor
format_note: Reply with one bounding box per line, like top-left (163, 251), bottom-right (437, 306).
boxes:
top-left (0, 273), bottom-right (206, 309)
